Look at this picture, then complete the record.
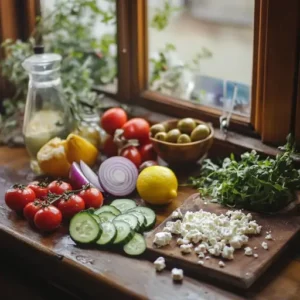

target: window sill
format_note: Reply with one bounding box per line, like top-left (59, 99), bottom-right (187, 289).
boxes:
top-left (102, 96), bottom-right (279, 158)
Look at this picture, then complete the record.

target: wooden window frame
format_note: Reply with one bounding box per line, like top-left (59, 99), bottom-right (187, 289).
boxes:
top-left (119, 0), bottom-right (300, 145)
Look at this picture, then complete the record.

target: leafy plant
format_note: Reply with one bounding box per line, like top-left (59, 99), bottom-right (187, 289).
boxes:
top-left (188, 140), bottom-right (300, 213)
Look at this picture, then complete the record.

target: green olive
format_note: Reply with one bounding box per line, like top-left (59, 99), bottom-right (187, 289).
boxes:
top-left (166, 129), bottom-right (181, 143)
top-left (191, 124), bottom-right (210, 141)
top-left (155, 132), bottom-right (167, 141)
top-left (177, 134), bottom-right (191, 144)
top-left (150, 124), bottom-right (166, 137)
top-left (177, 118), bottom-right (196, 134)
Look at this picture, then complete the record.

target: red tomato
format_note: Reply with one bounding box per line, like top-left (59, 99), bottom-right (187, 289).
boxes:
top-left (5, 185), bottom-right (36, 212)
top-left (138, 143), bottom-right (157, 162)
top-left (103, 135), bottom-right (118, 157)
top-left (48, 180), bottom-right (72, 195)
top-left (78, 187), bottom-right (103, 209)
top-left (122, 118), bottom-right (150, 143)
top-left (34, 205), bottom-right (62, 232)
top-left (28, 181), bottom-right (48, 199)
top-left (23, 201), bottom-right (42, 223)
top-left (101, 108), bottom-right (128, 135)
top-left (121, 146), bottom-right (142, 168)
top-left (57, 195), bottom-right (85, 220)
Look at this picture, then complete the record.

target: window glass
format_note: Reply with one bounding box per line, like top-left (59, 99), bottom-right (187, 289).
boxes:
top-left (148, 0), bottom-right (254, 116)
top-left (40, 0), bottom-right (117, 94)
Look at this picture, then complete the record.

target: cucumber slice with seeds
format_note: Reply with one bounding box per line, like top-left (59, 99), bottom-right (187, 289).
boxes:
top-left (123, 233), bottom-right (146, 256)
top-left (110, 199), bottom-right (136, 213)
top-left (127, 211), bottom-right (146, 232)
top-left (96, 222), bottom-right (117, 245)
top-left (114, 214), bottom-right (139, 231)
top-left (94, 205), bottom-right (121, 216)
top-left (113, 221), bottom-right (134, 245)
top-left (129, 207), bottom-right (156, 230)
top-left (69, 212), bottom-right (101, 244)
top-left (97, 212), bottom-right (116, 223)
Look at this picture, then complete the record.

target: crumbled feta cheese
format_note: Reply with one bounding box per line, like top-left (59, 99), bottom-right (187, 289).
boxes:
top-left (205, 256), bottom-right (210, 260)
top-left (198, 252), bottom-right (205, 259)
top-left (177, 238), bottom-right (189, 245)
top-left (244, 247), bottom-right (253, 256)
top-left (194, 243), bottom-right (208, 254)
top-left (163, 220), bottom-right (182, 235)
top-left (229, 235), bottom-right (245, 249)
top-left (153, 257), bottom-right (166, 272)
top-left (171, 209), bottom-right (183, 220)
top-left (172, 268), bottom-right (183, 281)
top-left (198, 260), bottom-right (204, 265)
top-left (262, 242), bottom-right (268, 250)
top-left (254, 246), bottom-right (257, 250)
top-left (254, 253), bottom-right (258, 258)
top-left (184, 229), bottom-right (202, 244)
top-left (265, 234), bottom-right (272, 240)
top-left (222, 246), bottom-right (234, 260)
top-left (180, 243), bottom-right (193, 254)
top-left (219, 261), bottom-right (226, 268)
top-left (153, 232), bottom-right (172, 247)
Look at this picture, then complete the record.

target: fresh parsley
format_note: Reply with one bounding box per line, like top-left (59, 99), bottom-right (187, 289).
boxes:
top-left (188, 148), bottom-right (300, 213)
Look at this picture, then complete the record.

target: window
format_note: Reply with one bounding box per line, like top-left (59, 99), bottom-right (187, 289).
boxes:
top-left (128, 0), bottom-right (300, 146)
top-left (148, 0), bottom-right (254, 117)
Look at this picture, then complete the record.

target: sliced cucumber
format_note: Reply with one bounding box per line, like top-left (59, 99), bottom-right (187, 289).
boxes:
top-left (123, 233), bottom-right (146, 256)
top-left (129, 207), bottom-right (156, 230)
top-left (97, 212), bottom-right (116, 223)
top-left (110, 199), bottom-right (137, 213)
top-left (91, 214), bottom-right (101, 224)
top-left (69, 212), bottom-right (101, 244)
top-left (96, 222), bottom-right (117, 245)
top-left (113, 220), bottom-right (134, 245)
top-left (127, 211), bottom-right (146, 231)
top-left (114, 214), bottom-right (139, 231)
top-left (94, 205), bottom-right (121, 216)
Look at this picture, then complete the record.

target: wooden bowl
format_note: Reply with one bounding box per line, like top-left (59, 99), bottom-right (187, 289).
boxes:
top-left (150, 119), bottom-right (214, 165)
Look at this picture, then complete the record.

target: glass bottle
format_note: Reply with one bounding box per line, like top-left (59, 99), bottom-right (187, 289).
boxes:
top-left (22, 46), bottom-right (74, 171)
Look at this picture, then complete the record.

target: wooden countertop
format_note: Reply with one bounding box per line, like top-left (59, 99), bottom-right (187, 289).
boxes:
top-left (0, 147), bottom-right (300, 300)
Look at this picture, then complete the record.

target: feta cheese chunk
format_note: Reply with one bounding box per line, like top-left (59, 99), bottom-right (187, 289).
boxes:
top-left (229, 235), bottom-right (245, 249)
top-left (198, 260), bottom-right (204, 265)
top-left (184, 229), bottom-right (202, 244)
top-left (265, 234), bottom-right (272, 240)
top-left (153, 232), bottom-right (172, 247)
top-left (244, 247), bottom-right (253, 256)
top-left (177, 238), bottom-right (190, 245)
top-left (171, 209), bottom-right (183, 220)
top-left (261, 241), bottom-right (268, 250)
top-left (163, 220), bottom-right (182, 235)
top-left (180, 243), bottom-right (193, 254)
top-left (172, 268), bottom-right (183, 281)
top-left (194, 243), bottom-right (208, 254)
top-left (254, 253), bottom-right (258, 258)
top-left (219, 261), bottom-right (226, 268)
top-left (222, 246), bottom-right (234, 260)
top-left (153, 257), bottom-right (166, 272)
top-left (198, 252), bottom-right (205, 259)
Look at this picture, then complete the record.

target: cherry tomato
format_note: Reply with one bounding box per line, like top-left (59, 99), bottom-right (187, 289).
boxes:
top-left (138, 143), bottom-right (157, 162)
top-left (122, 118), bottom-right (150, 143)
top-left (28, 181), bottom-right (49, 199)
top-left (57, 195), bottom-right (85, 220)
top-left (5, 185), bottom-right (36, 212)
top-left (23, 200), bottom-right (42, 223)
top-left (48, 180), bottom-right (72, 195)
top-left (78, 187), bottom-right (104, 209)
top-left (103, 135), bottom-right (118, 157)
top-left (121, 146), bottom-right (142, 168)
top-left (101, 108), bottom-right (128, 135)
top-left (34, 205), bottom-right (62, 232)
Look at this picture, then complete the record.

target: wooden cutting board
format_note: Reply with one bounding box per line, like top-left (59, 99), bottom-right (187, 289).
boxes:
top-left (145, 193), bottom-right (300, 289)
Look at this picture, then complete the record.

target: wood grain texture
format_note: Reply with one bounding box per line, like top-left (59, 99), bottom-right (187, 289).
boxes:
top-left (146, 194), bottom-right (300, 289)
top-left (1, 147), bottom-right (300, 300)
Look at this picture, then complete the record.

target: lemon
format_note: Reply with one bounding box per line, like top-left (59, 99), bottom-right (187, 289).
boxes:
top-left (65, 133), bottom-right (99, 166)
top-left (37, 137), bottom-right (71, 178)
top-left (136, 166), bottom-right (178, 205)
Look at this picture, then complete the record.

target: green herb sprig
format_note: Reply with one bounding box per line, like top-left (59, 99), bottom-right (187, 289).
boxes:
top-left (188, 144), bottom-right (300, 213)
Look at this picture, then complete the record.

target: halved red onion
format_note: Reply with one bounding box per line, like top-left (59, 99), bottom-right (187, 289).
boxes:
top-left (98, 156), bottom-right (138, 196)
top-left (69, 162), bottom-right (89, 189)
top-left (80, 160), bottom-right (104, 192)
